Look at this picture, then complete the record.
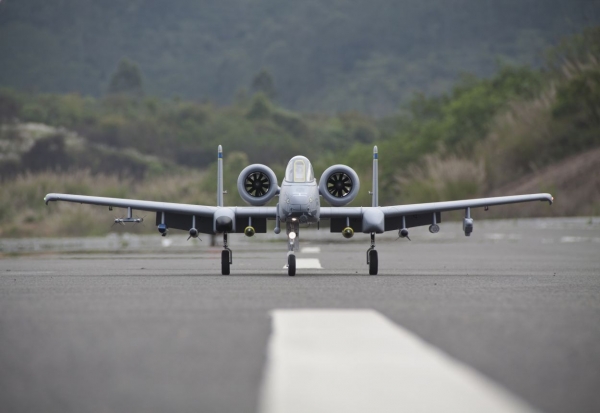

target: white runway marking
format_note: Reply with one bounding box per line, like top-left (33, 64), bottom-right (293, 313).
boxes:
top-left (300, 247), bottom-right (321, 254)
top-left (560, 236), bottom-right (600, 243)
top-left (2, 271), bottom-right (55, 275)
top-left (259, 309), bottom-right (536, 413)
top-left (485, 233), bottom-right (522, 241)
top-left (283, 258), bottom-right (323, 269)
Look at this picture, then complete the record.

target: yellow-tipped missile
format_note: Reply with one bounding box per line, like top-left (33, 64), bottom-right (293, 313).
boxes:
top-left (342, 227), bottom-right (354, 239)
top-left (244, 226), bottom-right (255, 237)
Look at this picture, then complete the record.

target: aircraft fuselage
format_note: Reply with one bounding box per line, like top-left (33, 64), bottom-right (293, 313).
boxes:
top-left (278, 180), bottom-right (320, 224)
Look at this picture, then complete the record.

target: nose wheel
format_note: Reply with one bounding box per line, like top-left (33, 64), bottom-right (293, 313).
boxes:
top-left (367, 233), bottom-right (378, 275)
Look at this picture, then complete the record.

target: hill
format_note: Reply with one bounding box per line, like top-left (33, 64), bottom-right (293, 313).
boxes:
top-left (0, 27), bottom-right (599, 237)
top-left (0, 0), bottom-right (599, 115)
top-left (489, 147), bottom-right (600, 217)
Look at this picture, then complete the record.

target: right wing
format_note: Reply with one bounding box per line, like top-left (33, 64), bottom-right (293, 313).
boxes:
top-left (44, 193), bottom-right (218, 216)
top-left (44, 193), bottom-right (277, 234)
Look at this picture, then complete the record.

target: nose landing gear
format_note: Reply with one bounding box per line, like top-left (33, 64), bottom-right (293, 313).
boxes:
top-left (367, 232), bottom-right (378, 275)
top-left (286, 220), bottom-right (299, 276)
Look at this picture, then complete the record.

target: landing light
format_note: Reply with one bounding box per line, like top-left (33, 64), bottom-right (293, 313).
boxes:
top-left (289, 231), bottom-right (296, 240)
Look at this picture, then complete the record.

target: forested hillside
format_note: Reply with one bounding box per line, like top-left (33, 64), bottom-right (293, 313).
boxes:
top-left (1, 21), bottom-right (599, 237)
top-left (0, 0), bottom-right (598, 115)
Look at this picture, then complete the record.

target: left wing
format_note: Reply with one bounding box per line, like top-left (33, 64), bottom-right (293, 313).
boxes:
top-left (379, 193), bottom-right (553, 217)
top-left (320, 193), bottom-right (553, 234)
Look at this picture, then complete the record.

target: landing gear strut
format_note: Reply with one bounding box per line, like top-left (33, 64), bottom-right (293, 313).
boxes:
top-left (367, 232), bottom-right (378, 275)
top-left (221, 232), bottom-right (232, 275)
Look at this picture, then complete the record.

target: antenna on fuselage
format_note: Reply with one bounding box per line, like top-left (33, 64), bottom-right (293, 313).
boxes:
top-left (217, 145), bottom-right (224, 207)
top-left (372, 145), bottom-right (378, 207)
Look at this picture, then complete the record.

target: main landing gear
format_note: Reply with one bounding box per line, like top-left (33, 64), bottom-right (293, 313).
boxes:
top-left (221, 232), bottom-right (232, 275)
top-left (367, 232), bottom-right (378, 275)
top-left (287, 253), bottom-right (296, 277)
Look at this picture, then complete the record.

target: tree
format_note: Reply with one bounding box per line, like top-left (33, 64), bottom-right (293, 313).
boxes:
top-left (107, 58), bottom-right (145, 98)
top-left (246, 92), bottom-right (272, 119)
top-left (251, 69), bottom-right (276, 100)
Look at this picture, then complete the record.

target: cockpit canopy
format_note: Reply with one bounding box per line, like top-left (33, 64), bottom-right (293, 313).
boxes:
top-left (285, 156), bottom-right (314, 183)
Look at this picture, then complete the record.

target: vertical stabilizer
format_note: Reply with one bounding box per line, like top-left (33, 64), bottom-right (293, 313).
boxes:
top-left (372, 146), bottom-right (378, 207)
top-left (217, 145), bottom-right (224, 207)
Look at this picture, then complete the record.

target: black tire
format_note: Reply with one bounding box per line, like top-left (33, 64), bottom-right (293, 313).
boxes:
top-left (288, 254), bottom-right (296, 276)
top-left (368, 249), bottom-right (378, 275)
top-left (221, 250), bottom-right (230, 275)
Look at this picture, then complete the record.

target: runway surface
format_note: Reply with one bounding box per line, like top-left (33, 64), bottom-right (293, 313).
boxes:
top-left (1, 218), bottom-right (599, 413)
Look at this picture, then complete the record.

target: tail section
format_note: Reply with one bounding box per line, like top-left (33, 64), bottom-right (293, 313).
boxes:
top-left (372, 146), bottom-right (378, 207)
top-left (217, 145), bottom-right (224, 207)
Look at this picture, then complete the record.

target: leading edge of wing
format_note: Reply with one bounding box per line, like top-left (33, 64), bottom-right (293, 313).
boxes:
top-left (380, 193), bottom-right (553, 217)
top-left (44, 193), bottom-right (218, 216)
top-left (44, 193), bottom-right (279, 218)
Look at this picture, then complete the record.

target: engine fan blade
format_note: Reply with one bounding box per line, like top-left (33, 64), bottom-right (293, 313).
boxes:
top-left (245, 172), bottom-right (270, 197)
top-left (327, 173), bottom-right (352, 198)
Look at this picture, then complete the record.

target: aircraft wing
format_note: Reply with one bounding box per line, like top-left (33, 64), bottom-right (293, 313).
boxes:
top-left (44, 193), bottom-right (277, 235)
top-left (379, 193), bottom-right (553, 217)
top-left (320, 193), bottom-right (553, 234)
top-left (44, 193), bottom-right (219, 216)
top-left (44, 194), bottom-right (278, 217)
top-left (320, 193), bottom-right (553, 219)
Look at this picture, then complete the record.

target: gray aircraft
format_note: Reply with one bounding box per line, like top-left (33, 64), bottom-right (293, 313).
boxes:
top-left (44, 146), bottom-right (553, 276)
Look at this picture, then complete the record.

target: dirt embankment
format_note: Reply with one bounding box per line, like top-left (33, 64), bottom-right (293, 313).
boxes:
top-left (488, 146), bottom-right (600, 217)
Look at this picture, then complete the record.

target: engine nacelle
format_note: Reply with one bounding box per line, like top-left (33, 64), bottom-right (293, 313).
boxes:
top-left (319, 165), bottom-right (360, 207)
top-left (237, 164), bottom-right (279, 206)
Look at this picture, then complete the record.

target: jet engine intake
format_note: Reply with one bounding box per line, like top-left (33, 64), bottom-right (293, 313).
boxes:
top-left (319, 165), bottom-right (360, 206)
top-left (237, 164), bottom-right (279, 206)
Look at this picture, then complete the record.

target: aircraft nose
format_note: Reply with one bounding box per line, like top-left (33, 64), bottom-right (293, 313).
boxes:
top-left (289, 194), bottom-right (308, 204)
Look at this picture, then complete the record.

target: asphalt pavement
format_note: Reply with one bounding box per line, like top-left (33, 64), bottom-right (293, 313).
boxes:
top-left (1, 218), bottom-right (599, 413)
